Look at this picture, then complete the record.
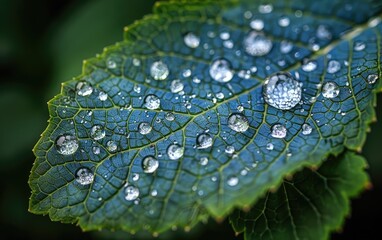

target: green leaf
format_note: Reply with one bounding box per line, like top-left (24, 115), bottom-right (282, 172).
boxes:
top-left (29, 0), bottom-right (382, 235)
top-left (229, 151), bottom-right (369, 240)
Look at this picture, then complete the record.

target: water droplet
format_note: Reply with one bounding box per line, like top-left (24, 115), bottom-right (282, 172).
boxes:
top-left (259, 4), bottom-right (273, 13)
top-left (165, 112), bottom-right (175, 121)
top-left (167, 144), bottom-right (184, 160)
top-left (271, 124), bottom-right (287, 139)
top-left (55, 134), bottom-right (79, 155)
top-left (219, 32), bottom-right (230, 40)
top-left (227, 176), bottom-right (239, 186)
top-left (327, 60), bottom-right (341, 74)
top-left (237, 105), bottom-right (244, 112)
top-left (106, 58), bottom-right (117, 69)
top-left (182, 69), bottom-right (192, 78)
top-left (150, 61), bottom-right (169, 80)
top-left (151, 189), bottom-right (158, 197)
top-left (250, 19), bottom-right (264, 31)
top-left (98, 91), bottom-right (108, 101)
top-left (138, 122), bottom-right (152, 135)
top-left (216, 92), bottom-right (225, 99)
top-left (142, 156), bottom-right (159, 173)
top-left (76, 81), bottom-right (93, 96)
top-left (132, 173), bottom-right (140, 181)
top-left (223, 40), bottom-right (234, 49)
top-left (280, 40), bottom-right (293, 53)
top-left (243, 31), bottom-right (273, 56)
top-left (144, 94), bottom-right (160, 110)
top-left (170, 79), bottom-right (184, 93)
top-left (133, 85), bottom-right (141, 93)
top-left (200, 157), bottom-right (208, 166)
top-left (266, 143), bottom-right (274, 150)
top-left (106, 140), bottom-right (117, 152)
top-left (75, 167), bottom-right (94, 185)
top-left (196, 133), bottom-right (213, 149)
top-left (367, 74), bottom-right (379, 84)
top-left (263, 72), bottom-right (302, 110)
top-left (132, 58), bottom-right (141, 66)
top-left (209, 59), bottom-right (234, 83)
top-left (92, 146), bottom-right (100, 155)
top-left (228, 113), bottom-right (249, 132)
top-left (278, 16), bottom-right (290, 27)
top-left (316, 25), bottom-right (332, 39)
top-left (322, 82), bottom-right (340, 99)
top-left (302, 59), bottom-right (317, 72)
top-left (183, 32), bottom-right (200, 48)
top-left (124, 186), bottom-right (139, 201)
top-left (90, 125), bottom-right (106, 140)
top-left (302, 123), bottom-right (312, 135)
top-left (354, 41), bottom-right (366, 51)
top-left (225, 145), bottom-right (235, 154)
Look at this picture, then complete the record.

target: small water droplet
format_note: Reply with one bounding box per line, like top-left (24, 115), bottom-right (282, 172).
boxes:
top-left (133, 84), bottom-right (141, 93)
top-left (271, 124), bottom-right (287, 139)
top-left (92, 146), bottom-right (100, 155)
top-left (219, 32), bottom-right (230, 40)
top-left (302, 59), bottom-right (317, 72)
top-left (106, 57), bottom-right (117, 69)
top-left (182, 69), bottom-right (192, 78)
top-left (142, 156), bottom-right (159, 173)
top-left (223, 40), bottom-right (234, 49)
top-left (90, 125), bottom-right (106, 140)
top-left (170, 79), bottom-right (184, 93)
top-left (258, 4), bottom-right (273, 13)
top-left (132, 173), bottom-right (140, 181)
top-left (151, 189), bottom-right (158, 197)
top-left (354, 41), bottom-right (366, 51)
top-left (280, 40), bottom-right (293, 54)
top-left (316, 25), bottom-right (332, 39)
top-left (278, 16), bottom-right (290, 27)
top-left (225, 145), bottom-right (235, 154)
top-left (263, 72), bottom-right (302, 110)
top-left (183, 32), bottom-right (200, 48)
top-left (167, 144), bottom-right (184, 160)
top-left (199, 157), bottom-right (208, 166)
top-left (367, 74), bottom-right (379, 84)
top-left (150, 61), bottom-right (169, 80)
top-left (196, 133), bottom-right (213, 149)
top-left (327, 60), bottom-right (341, 74)
top-left (250, 19), bottom-right (264, 31)
top-left (228, 113), bottom-right (249, 132)
top-left (138, 122), bottom-right (152, 135)
top-left (302, 123), bottom-right (312, 135)
top-left (209, 59), bottom-right (234, 83)
top-left (124, 185), bottom-right (139, 201)
top-left (98, 91), bottom-right (108, 101)
top-left (55, 134), bottom-right (79, 155)
top-left (75, 167), bottom-right (94, 185)
top-left (132, 58), bottom-right (141, 66)
top-left (76, 81), bottom-right (93, 96)
top-left (106, 140), bottom-right (117, 152)
top-left (144, 94), bottom-right (160, 110)
top-left (237, 105), bottom-right (244, 112)
top-left (216, 92), bottom-right (225, 99)
top-left (227, 176), bottom-right (239, 186)
top-left (243, 31), bottom-right (273, 56)
top-left (266, 143), bottom-right (274, 150)
top-left (322, 82), bottom-right (340, 99)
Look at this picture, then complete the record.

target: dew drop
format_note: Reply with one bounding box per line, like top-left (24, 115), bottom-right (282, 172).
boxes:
top-left (225, 145), bottom-right (235, 154)
top-left (367, 74), bottom-right (379, 84)
top-left (250, 19), bottom-right (264, 31)
top-left (266, 143), bottom-right (274, 150)
top-left (322, 82), bottom-right (340, 99)
top-left (76, 81), bottom-right (93, 96)
top-left (167, 144), bottom-right (184, 160)
top-left (302, 123), bottom-right (312, 135)
top-left (138, 122), bottom-right (152, 135)
top-left (55, 134), bottom-right (79, 155)
top-left (106, 140), bottom-right (117, 152)
top-left (278, 16), bottom-right (290, 27)
top-left (259, 4), bottom-right (273, 13)
top-left (182, 69), bottom-right (192, 78)
top-left (354, 41), bottom-right (366, 51)
top-left (132, 58), bottom-right (141, 66)
top-left (165, 112), bottom-right (175, 121)
top-left (301, 59), bottom-right (317, 72)
top-left (75, 167), bottom-right (94, 185)
top-left (183, 32), bottom-right (200, 48)
top-left (133, 85), bottom-right (141, 93)
top-left (228, 113), bottom-right (249, 132)
top-left (132, 173), bottom-right (140, 181)
top-left (280, 40), bottom-right (293, 53)
top-left (90, 125), bottom-right (106, 140)
top-left (150, 61), bottom-right (169, 80)
top-left (209, 58), bottom-right (234, 83)
top-left (327, 60), bottom-right (341, 74)
top-left (151, 189), bottom-right (158, 197)
top-left (219, 32), bottom-right (230, 40)
top-left (216, 92), bottom-right (225, 99)
top-left (142, 156), bottom-right (159, 173)
top-left (170, 79), bottom-right (184, 93)
top-left (196, 133), bottom-right (213, 149)
top-left (92, 146), bottom-right (100, 155)
top-left (263, 72), bottom-right (302, 110)
top-left (243, 31), bottom-right (273, 56)
top-left (316, 25), bottom-right (332, 40)
top-left (227, 176), bottom-right (239, 186)
top-left (144, 94), bottom-right (160, 110)
top-left (124, 186), bottom-right (140, 201)
top-left (106, 58), bottom-right (117, 69)
top-left (200, 157), bottom-right (208, 166)
top-left (237, 105), bottom-right (244, 112)
top-left (98, 91), bottom-right (108, 101)
top-left (271, 124), bottom-right (287, 139)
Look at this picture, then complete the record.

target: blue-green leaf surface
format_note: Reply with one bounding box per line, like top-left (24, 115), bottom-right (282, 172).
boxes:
top-left (29, 0), bottom-right (382, 234)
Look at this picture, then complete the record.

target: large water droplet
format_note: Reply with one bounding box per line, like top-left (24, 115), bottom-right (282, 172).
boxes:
top-left (90, 125), bottom-right (106, 140)
top-left (138, 122), bottom-right (152, 135)
top-left (367, 74), bottom-right (379, 84)
top-left (106, 140), bottom-right (118, 152)
top-left (167, 144), bottom-right (184, 160)
top-left (55, 134), bottom-right (79, 155)
top-left (142, 156), bottom-right (159, 173)
top-left (327, 60), bottom-right (341, 74)
top-left (76, 81), bottom-right (93, 96)
top-left (243, 31), bottom-right (273, 56)
top-left (302, 123), bottom-right (312, 135)
top-left (196, 133), bottom-right (213, 149)
top-left (209, 59), bottom-right (234, 83)
top-left (271, 124), bottom-right (287, 139)
top-left (150, 61), bottom-right (169, 80)
top-left (170, 79), bottom-right (184, 93)
top-left (75, 167), bottom-right (94, 185)
top-left (263, 72), bottom-right (302, 110)
top-left (322, 82), bottom-right (340, 99)
top-left (125, 186), bottom-right (140, 201)
top-left (144, 94), bottom-right (160, 110)
top-left (183, 32), bottom-right (200, 48)
top-left (301, 59), bottom-right (317, 72)
top-left (227, 176), bottom-right (239, 186)
top-left (228, 113), bottom-right (249, 132)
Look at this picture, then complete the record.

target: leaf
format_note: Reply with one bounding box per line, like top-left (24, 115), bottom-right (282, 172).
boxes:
top-left (229, 151), bottom-right (369, 240)
top-left (29, 0), bottom-right (382, 235)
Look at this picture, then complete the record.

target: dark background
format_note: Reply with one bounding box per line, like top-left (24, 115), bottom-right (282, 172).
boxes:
top-left (0, 0), bottom-right (380, 239)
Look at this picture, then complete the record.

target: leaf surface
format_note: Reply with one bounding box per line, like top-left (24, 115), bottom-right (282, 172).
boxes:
top-left (29, 0), bottom-right (382, 234)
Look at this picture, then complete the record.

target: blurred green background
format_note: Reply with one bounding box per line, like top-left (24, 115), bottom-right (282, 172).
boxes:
top-left (0, 0), bottom-right (381, 239)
